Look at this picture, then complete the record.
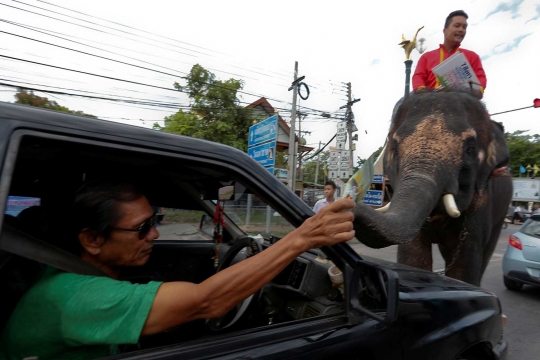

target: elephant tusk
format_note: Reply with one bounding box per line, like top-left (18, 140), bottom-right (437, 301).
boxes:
top-left (443, 194), bottom-right (461, 218)
top-left (375, 202), bottom-right (390, 213)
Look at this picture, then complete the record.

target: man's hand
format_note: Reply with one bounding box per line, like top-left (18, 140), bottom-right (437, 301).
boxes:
top-left (295, 199), bottom-right (356, 250)
top-left (142, 199), bottom-right (356, 336)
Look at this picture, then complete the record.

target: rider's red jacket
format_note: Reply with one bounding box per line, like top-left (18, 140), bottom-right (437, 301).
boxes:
top-left (412, 45), bottom-right (487, 94)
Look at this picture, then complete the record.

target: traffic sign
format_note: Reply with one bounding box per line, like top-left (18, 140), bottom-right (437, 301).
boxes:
top-left (248, 141), bottom-right (276, 167)
top-left (340, 150), bottom-right (350, 163)
top-left (274, 168), bottom-right (288, 178)
top-left (329, 150), bottom-right (340, 163)
top-left (328, 164), bottom-right (339, 171)
top-left (361, 190), bottom-right (383, 206)
top-left (339, 170), bottom-right (350, 179)
top-left (248, 115), bottom-right (278, 148)
top-left (337, 122), bottom-right (347, 134)
top-left (339, 161), bottom-right (349, 171)
top-left (329, 170), bottom-right (338, 179)
top-left (336, 142), bottom-right (346, 150)
top-left (373, 174), bottom-right (384, 183)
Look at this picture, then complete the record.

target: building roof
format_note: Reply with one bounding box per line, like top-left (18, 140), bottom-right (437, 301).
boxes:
top-left (246, 97), bottom-right (314, 153)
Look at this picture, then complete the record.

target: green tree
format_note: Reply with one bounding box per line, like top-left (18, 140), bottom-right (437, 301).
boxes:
top-left (354, 146), bottom-right (384, 172)
top-left (505, 130), bottom-right (540, 177)
top-left (154, 64), bottom-right (259, 151)
top-left (14, 89), bottom-right (96, 118)
top-left (302, 151), bottom-right (330, 184)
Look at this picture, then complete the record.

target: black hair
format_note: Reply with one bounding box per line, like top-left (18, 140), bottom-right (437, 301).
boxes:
top-left (444, 10), bottom-right (468, 28)
top-left (70, 179), bottom-right (144, 253)
top-left (325, 180), bottom-right (337, 189)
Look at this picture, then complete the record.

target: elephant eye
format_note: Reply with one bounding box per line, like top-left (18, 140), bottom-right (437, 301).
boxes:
top-left (466, 145), bottom-right (475, 154)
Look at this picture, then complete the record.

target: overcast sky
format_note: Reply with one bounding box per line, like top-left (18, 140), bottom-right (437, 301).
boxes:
top-left (0, 0), bottom-right (539, 159)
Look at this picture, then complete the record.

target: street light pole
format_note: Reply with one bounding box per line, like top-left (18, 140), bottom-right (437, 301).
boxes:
top-left (404, 60), bottom-right (413, 97)
top-left (399, 26), bottom-right (424, 98)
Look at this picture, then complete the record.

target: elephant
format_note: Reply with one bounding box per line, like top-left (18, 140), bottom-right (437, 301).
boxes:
top-left (352, 89), bottom-right (512, 286)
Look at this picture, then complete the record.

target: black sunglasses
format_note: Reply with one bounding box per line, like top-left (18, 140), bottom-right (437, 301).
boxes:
top-left (111, 212), bottom-right (157, 240)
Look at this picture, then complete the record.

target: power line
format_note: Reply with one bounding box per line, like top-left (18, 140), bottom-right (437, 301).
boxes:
top-left (4, 1), bottom-right (347, 89)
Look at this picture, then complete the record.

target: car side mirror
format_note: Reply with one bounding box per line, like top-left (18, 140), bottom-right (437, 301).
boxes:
top-left (345, 260), bottom-right (399, 325)
top-left (199, 214), bottom-right (214, 237)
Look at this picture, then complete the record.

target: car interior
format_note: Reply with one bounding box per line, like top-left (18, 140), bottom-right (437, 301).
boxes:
top-left (0, 134), bottom-right (390, 352)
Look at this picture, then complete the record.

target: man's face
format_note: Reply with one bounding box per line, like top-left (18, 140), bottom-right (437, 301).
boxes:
top-left (97, 196), bottom-right (159, 268)
top-left (443, 16), bottom-right (468, 46)
top-left (324, 185), bottom-right (336, 200)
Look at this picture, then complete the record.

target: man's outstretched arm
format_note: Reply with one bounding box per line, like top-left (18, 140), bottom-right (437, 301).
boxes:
top-left (141, 199), bottom-right (356, 336)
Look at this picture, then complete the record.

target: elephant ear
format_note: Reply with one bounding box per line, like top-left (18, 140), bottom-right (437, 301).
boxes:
top-left (476, 121), bottom-right (509, 191)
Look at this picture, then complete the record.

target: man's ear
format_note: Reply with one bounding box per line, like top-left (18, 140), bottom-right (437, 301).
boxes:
top-left (78, 229), bottom-right (106, 255)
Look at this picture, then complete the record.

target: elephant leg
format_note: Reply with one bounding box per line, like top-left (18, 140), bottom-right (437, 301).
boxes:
top-left (439, 236), bottom-right (483, 286)
top-left (482, 226), bottom-right (501, 276)
top-left (397, 233), bottom-right (432, 271)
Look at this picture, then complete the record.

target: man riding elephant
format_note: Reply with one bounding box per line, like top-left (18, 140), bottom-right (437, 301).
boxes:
top-left (352, 89), bottom-right (512, 286)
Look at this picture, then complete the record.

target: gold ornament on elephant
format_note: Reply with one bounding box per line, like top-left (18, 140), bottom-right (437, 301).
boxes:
top-left (399, 26), bottom-right (425, 60)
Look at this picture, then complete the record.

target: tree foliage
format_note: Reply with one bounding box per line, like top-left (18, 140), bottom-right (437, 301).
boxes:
top-left (302, 151), bottom-right (330, 184)
top-left (154, 64), bottom-right (259, 151)
top-left (14, 89), bottom-right (96, 118)
top-left (354, 146), bottom-right (384, 172)
top-left (505, 130), bottom-right (540, 177)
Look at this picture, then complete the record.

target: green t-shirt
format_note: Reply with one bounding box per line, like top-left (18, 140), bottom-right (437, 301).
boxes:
top-left (0, 266), bottom-right (162, 360)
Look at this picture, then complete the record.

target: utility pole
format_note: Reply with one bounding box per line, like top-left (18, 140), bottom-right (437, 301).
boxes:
top-left (315, 141), bottom-right (323, 184)
top-left (296, 111), bottom-right (311, 181)
top-left (345, 83), bottom-right (360, 173)
top-left (287, 62), bottom-right (305, 193)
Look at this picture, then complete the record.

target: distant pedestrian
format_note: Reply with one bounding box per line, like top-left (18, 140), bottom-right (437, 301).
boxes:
top-left (313, 181), bottom-right (337, 213)
top-left (532, 204), bottom-right (540, 215)
top-left (512, 204), bottom-right (524, 224)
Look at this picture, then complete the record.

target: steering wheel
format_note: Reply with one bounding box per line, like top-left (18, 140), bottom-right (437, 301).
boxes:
top-left (207, 235), bottom-right (263, 331)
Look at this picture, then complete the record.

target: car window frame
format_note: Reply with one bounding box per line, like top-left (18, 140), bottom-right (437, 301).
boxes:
top-left (0, 128), bottom-right (364, 359)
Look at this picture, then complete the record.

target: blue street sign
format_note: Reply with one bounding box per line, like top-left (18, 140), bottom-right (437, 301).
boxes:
top-left (361, 190), bottom-right (383, 206)
top-left (248, 115), bottom-right (278, 148)
top-left (373, 174), bottom-right (384, 183)
top-left (266, 167), bottom-right (274, 174)
top-left (248, 141), bottom-right (276, 167)
top-left (274, 168), bottom-right (288, 179)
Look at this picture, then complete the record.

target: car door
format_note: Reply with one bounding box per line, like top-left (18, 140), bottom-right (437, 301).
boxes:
top-left (0, 117), bottom-right (403, 360)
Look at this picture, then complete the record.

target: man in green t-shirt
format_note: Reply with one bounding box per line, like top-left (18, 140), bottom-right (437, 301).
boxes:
top-left (1, 181), bottom-right (355, 359)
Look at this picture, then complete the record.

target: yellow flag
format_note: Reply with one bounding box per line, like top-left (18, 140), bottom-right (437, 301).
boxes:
top-left (342, 148), bottom-right (382, 203)
top-left (534, 164), bottom-right (540, 177)
top-left (323, 162), bottom-right (328, 177)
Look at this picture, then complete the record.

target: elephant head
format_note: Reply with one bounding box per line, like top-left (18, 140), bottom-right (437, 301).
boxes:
top-left (353, 90), bottom-right (507, 248)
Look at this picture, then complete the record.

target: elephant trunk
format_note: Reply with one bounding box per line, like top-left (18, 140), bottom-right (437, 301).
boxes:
top-left (353, 173), bottom-right (444, 248)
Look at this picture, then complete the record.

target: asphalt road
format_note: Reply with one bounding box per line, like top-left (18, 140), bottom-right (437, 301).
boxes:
top-left (348, 224), bottom-right (540, 360)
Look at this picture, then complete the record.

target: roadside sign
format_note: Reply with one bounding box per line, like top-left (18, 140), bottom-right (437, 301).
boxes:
top-left (248, 141), bottom-right (276, 167)
top-left (329, 170), bottom-right (338, 179)
top-left (336, 123), bottom-right (347, 149)
top-left (329, 150), bottom-right (340, 163)
top-left (340, 150), bottom-right (350, 164)
top-left (373, 174), bottom-right (384, 183)
top-left (361, 190), bottom-right (383, 206)
top-left (274, 168), bottom-right (288, 178)
top-left (248, 115), bottom-right (278, 148)
top-left (339, 169), bottom-right (350, 179)
top-left (328, 164), bottom-right (339, 171)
